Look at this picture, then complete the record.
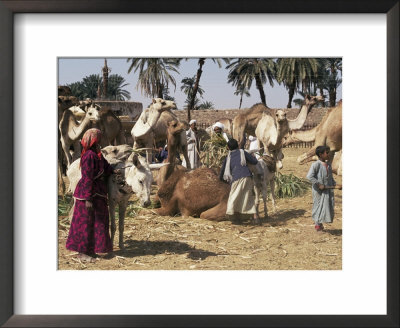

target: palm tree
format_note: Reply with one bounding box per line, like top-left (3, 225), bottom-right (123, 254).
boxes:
top-left (67, 81), bottom-right (85, 100)
top-left (276, 58), bottom-right (319, 108)
top-left (81, 74), bottom-right (102, 99)
top-left (161, 86), bottom-right (176, 103)
top-left (181, 76), bottom-right (204, 109)
top-left (197, 101), bottom-right (214, 110)
top-left (233, 84), bottom-right (251, 109)
top-left (126, 58), bottom-right (180, 98)
top-left (227, 58), bottom-right (275, 106)
top-left (186, 58), bottom-right (230, 120)
top-left (323, 58), bottom-right (342, 106)
top-left (107, 74), bottom-right (131, 100)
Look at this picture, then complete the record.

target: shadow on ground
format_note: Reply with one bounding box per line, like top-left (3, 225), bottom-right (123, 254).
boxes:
top-left (267, 209), bottom-right (307, 226)
top-left (325, 229), bottom-right (342, 236)
top-left (114, 239), bottom-right (218, 260)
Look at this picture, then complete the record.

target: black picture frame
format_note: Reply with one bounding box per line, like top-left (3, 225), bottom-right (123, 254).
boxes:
top-left (1, 1), bottom-right (398, 327)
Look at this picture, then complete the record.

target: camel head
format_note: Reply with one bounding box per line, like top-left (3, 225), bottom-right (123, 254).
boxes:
top-left (304, 95), bottom-right (325, 109)
top-left (125, 153), bottom-right (152, 207)
top-left (67, 105), bottom-right (86, 120)
top-left (167, 119), bottom-right (185, 137)
top-left (275, 109), bottom-right (287, 125)
top-left (84, 104), bottom-right (101, 123)
top-left (151, 98), bottom-right (177, 112)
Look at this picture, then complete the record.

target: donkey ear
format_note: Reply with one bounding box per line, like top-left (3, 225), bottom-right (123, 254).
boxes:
top-left (128, 152), bottom-right (141, 169)
top-left (152, 98), bottom-right (156, 104)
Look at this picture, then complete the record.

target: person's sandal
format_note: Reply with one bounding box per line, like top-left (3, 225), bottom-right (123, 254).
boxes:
top-left (315, 225), bottom-right (323, 232)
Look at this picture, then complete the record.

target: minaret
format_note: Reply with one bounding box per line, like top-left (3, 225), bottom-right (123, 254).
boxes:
top-left (102, 59), bottom-right (111, 99)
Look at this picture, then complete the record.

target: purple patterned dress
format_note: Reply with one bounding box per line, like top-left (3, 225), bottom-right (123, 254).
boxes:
top-left (66, 150), bottom-right (114, 254)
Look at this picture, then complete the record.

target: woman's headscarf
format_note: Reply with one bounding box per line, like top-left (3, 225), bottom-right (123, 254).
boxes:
top-left (81, 128), bottom-right (102, 160)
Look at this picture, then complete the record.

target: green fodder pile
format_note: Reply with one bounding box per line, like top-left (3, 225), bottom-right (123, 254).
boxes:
top-left (199, 134), bottom-right (228, 169)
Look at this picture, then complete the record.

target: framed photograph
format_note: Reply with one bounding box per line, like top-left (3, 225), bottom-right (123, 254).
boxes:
top-left (1, 1), bottom-right (398, 327)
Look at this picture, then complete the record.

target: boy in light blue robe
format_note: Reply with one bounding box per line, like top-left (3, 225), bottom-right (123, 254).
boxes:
top-left (306, 146), bottom-right (342, 232)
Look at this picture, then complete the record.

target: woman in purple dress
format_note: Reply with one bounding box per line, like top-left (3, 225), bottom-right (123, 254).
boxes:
top-left (66, 128), bottom-right (114, 262)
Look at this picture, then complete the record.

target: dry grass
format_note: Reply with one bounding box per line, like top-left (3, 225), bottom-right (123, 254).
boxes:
top-left (58, 148), bottom-right (342, 270)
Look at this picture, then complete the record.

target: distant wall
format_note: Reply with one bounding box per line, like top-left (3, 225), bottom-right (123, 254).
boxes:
top-left (96, 101), bottom-right (143, 120)
top-left (172, 106), bottom-right (330, 128)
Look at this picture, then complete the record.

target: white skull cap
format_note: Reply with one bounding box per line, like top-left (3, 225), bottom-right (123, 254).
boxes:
top-left (213, 122), bottom-right (224, 130)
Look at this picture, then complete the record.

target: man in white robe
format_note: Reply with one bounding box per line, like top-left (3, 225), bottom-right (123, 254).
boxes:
top-left (182, 119), bottom-right (200, 169)
top-left (213, 122), bottom-right (229, 142)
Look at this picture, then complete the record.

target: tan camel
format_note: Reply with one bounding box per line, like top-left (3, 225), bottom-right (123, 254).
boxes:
top-left (132, 104), bottom-right (191, 169)
top-left (331, 150), bottom-right (342, 176)
top-left (155, 167), bottom-right (230, 220)
top-left (59, 103), bottom-right (101, 167)
top-left (254, 95), bottom-right (324, 169)
top-left (287, 101), bottom-right (342, 164)
top-left (233, 95), bottom-right (324, 148)
top-left (156, 119), bottom-right (188, 187)
top-left (91, 107), bottom-right (126, 146)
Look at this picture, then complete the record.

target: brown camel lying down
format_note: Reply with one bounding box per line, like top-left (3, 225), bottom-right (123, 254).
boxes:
top-left (156, 167), bottom-right (230, 221)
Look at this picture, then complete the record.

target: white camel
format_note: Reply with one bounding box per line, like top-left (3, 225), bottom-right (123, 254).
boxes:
top-left (131, 98), bottom-right (177, 139)
top-left (131, 98), bottom-right (191, 168)
top-left (67, 145), bottom-right (153, 250)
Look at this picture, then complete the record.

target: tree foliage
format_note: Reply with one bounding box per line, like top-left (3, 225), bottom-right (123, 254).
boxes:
top-left (127, 58), bottom-right (181, 98)
top-left (227, 58), bottom-right (275, 106)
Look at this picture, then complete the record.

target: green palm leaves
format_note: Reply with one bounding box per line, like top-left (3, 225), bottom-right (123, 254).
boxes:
top-left (227, 58), bottom-right (276, 106)
top-left (127, 58), bottom-right (181, 99)
top-left (274, 172), bottom-right (310, 198)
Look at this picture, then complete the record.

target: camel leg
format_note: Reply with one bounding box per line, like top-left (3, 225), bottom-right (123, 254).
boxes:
top-left (58, 161), bottom-right (66, 196)
top-left (145, 138), bottom-right (153, 164)
top-left (108, 200), bottom-right (117, 248)
top-left (200, 202), bottom-right (227, 221)
top-left (297, 146), bottom-right (317, 164)
top-left (71, 140), bottom-right (81, 163)
top-left (118, 202), bottom-right (127, 250)
top-left (60, 138), bottom-right (72, 167)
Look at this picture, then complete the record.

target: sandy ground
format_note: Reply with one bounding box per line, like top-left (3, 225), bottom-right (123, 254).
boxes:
top-left (58, 148), bottom-right (342, 270)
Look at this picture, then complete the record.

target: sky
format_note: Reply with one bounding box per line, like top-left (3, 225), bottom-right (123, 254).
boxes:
top-left (58, 58), bottom-right (342, 110)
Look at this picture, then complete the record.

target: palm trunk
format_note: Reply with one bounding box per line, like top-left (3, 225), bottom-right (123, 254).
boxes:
top-left (255, 73), bottom-right (266, 105)
top-left (319, 87), bottom-right (325, 107)
top-left (189, 58), bottom-right (205, 110)
top-left (287, 85), bottom-right (295, 108)
top-left (157, 82), bottom-right (163, 99)
top-left (239, 95), bottom-right (243, 109)
top-left (329, 87), bottom-right (336, 107)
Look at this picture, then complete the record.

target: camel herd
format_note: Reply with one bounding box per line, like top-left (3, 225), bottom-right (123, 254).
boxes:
top-left (58, 85), bottom-right (342, 249)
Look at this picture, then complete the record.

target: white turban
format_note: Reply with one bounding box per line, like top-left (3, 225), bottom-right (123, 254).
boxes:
top-left (189, 119), bottom-right (197, 125)
top-left (213, 122), bottom-right (224, 130)
top-left (248, 135), bottom-right (256, 141)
